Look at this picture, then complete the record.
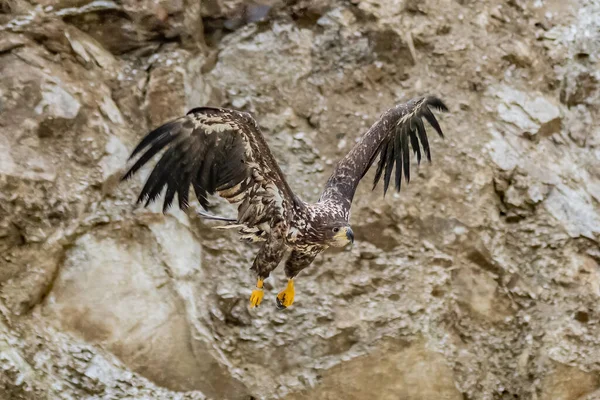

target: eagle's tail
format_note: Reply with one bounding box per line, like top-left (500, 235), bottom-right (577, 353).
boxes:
top-left (201, 212), bottom-right (268, 243)
top-left (196, 210), bottom-right (237, 222)
top-left (212, 224), bottom-right (267, 243)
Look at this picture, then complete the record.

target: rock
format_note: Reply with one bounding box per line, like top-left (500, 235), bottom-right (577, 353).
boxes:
top-left (0, 33), bottom-right (28, 53)
top-left (356, 0), bottom-right (403, 21)
top-left (63, 25), bottom-right (118, 70)
top-left (501, 39), bottom-right (535, 68)
top-left (491, 84), bottom-right (562, 140)
top-left (34, 83), bottom-right (81, 122)
top-left (285, 339), bottom-right (462, 400)
top-left (201, 0), bottom-right (246, 19)
top-left (452, 265), bottom-right (513, 322)
top-left (0, 132), bottom-right (17, 178)
top-left (145, 55), bottom-right (188, 127)
top-left (541, 362), bottom-right (600, 400)
top-left (486, 103), bottom-right (599, 239)
top-left (0, 315), bottom-right (208, 400)
top-left (99, 135), bottom-right (129, 181)
top-left (565, 105), bottom-right (594, 147)
top-left (98, 95), bottom-right (124, 125)
top-left (560, 69), bottom-right (598, 107)
top-left (0, 246), bottom-right (62, 315)
top-left (184, 53), bottom-right (215, 108)
top-left (223, 3), bottom-right (273, 31)
top-left (208, 22), bottom-right (314, 112)
top-left (120, 0), bottom-right (203, 46)
top-left (493, 169), bottom-right (551, 221)
top-left (41, 220), bottom-right (250, 398)
top-left (544, 184), bottom-right (600, 240)
top-left (63, 9), bottom-right (158, 54)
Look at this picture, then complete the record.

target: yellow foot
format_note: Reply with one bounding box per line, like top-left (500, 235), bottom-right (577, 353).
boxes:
top-left (250, 289), bottom-right (264, 308)
top-left (276, 279), bottom-right (295, 309)
top-left (249, 278), bottom-right (264, 308)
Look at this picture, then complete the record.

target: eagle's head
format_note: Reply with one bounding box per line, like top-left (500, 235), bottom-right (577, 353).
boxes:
top-left (324, 222), bottom-right (354, 248)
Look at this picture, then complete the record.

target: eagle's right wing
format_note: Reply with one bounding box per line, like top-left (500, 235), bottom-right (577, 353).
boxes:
top-left (319, 96), bottom-right (448, 218)
top-left (122, 107), bottom-right (298, 227)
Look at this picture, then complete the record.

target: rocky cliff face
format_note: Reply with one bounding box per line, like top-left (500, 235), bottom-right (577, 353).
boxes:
top-left (1, 0), bottom-right (599, 399)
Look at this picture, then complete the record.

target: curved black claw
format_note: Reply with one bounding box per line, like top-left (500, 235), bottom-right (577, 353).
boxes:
top-left (275, 296), bottom-right (287, 310)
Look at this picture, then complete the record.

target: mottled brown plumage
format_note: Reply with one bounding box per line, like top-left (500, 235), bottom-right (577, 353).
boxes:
top-left (121, 96), bottom-right (448, 308)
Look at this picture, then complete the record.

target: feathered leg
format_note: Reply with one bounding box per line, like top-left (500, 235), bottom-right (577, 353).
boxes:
top-left (249, 223), bottom-right (286, 308)
top-left (276, 250), bottom-right (318, 309)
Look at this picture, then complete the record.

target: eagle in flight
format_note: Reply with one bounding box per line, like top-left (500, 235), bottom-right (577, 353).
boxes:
top-left (122, 96), bottom-right (448, 309)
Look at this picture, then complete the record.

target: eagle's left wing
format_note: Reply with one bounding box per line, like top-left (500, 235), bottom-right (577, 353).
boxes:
top-left (319, 96), bottom-right (448, 217)
top-left (121, 107), bottom-right (299, 229)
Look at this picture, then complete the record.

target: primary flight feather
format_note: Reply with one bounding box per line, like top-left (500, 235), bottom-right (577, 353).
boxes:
top-left (122, 96), bottom-right (448, 309)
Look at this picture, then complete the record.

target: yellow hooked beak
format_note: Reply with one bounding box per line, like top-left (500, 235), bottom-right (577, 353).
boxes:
top-left (333, 227), bottom-right (354, 247)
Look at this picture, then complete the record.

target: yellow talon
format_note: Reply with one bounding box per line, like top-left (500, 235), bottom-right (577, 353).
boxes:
top-left (250, 278), bottom-right (264, 308)
top-left (276, 279), bottom-right (295, 309)
top-left (250, 289), bottom-right (264, 308)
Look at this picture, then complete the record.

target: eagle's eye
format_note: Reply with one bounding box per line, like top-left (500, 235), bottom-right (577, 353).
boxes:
top-left (332, 227), bottom-right (340, 233)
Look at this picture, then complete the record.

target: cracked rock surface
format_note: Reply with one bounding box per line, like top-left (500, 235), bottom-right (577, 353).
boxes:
top-left (1, 0), bottom-right (599, 399)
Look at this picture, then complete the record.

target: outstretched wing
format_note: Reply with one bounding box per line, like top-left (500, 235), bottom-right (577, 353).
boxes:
top-left (319, 96), bottom-right (448, 217)
top-left (122, 107), bottom-right (298, 228)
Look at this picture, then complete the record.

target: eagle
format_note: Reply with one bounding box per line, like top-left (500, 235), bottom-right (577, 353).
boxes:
top-left (121, 96), bottom-right (448, 309)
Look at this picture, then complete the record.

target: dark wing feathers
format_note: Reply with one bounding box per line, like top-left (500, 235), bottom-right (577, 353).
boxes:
top-left (394, 127), bottom-right (403, 192)
top-left (320, 96), bottom-right (448, 214)
top-left (128, 120), bottom-right (179, 161)
top-left (383, 137), bottom-right (395, 195)
top-left (410, 119), bottom-right (423, 164)
top-left (122, 126), bottom-right (177, 181)
top-left (401, 123), bottom-right (410, 183)
top-left (122, 107), bottom-right (296, 225)
top-left (370, 97), bottom-right (447, 192)
top-left (123, 97), bottom-right (446, 223)
top-left (422, 99), bottom-right (447, 138)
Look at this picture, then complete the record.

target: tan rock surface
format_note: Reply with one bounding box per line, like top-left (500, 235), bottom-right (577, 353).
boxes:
top-left (286, 339), bottom-right (462, 400)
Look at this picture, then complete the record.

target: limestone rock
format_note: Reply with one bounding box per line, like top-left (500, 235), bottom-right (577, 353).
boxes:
top-left (41, 220), bottom-right (249, 398)
top-left (145, 52), bottom-right (189, 127)
top-left (501, 39), bottom-right (535, 68)
top-left (285, 339), bottom-right (462, 400)
top-left (452, 265), bottom-right (514, 322)
top-left (560, 69), bottom-right (598, 107)
top-left (541, 362), bottom-right (600, 400)
top-left (491, 84), bottom-right (562, 140)
top-left (0, 246), bottom-right (62, 315)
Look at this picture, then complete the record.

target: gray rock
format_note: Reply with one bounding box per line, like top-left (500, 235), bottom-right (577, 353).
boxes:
top-left (34, 83), bottom-right (81, 121)
top-left (491, 84), bottom-right (562, 139)
top-left (41, 220), bottom-right (250, 398)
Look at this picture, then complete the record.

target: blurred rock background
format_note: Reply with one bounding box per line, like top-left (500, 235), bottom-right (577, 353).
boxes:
top-left (0, 0), bottom-right (599, 399)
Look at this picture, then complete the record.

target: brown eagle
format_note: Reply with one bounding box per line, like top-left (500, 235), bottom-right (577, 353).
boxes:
top-left (122, 96), bottom-right (448, 309)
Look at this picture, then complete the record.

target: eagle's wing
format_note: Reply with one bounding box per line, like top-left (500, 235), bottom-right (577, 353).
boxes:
top-left (319, 96), bottom-right (448, 217)
top-left (122, 107), bottom-right (298, 227)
